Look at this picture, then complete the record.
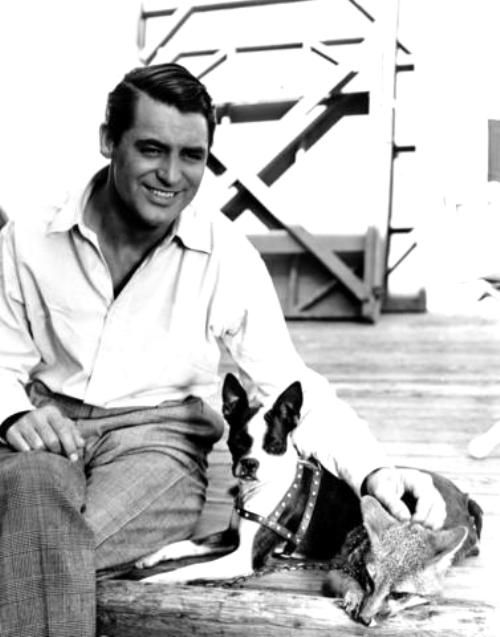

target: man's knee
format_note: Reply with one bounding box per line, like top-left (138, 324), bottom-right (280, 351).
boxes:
top-left (91, 463), bottom-right (206, 570)
top-left (0, 450), bottom-right (85, 505)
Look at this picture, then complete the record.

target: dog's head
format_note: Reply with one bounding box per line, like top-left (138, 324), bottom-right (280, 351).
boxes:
top-left (222, 373), bottom-right (303, 482)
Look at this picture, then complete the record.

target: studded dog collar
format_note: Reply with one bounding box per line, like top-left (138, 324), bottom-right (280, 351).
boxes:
top-left (235, 458), bottom-right (323, 550)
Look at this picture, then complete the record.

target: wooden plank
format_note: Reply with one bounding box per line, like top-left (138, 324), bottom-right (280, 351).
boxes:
top-left (97, 581), bottom-right (495, 637)
top-left (141, 6), bottom-right (193, 64)
top-left (167, 38), bottom-right (361, 63)
top-left (172, 39), bottom-right (365, 66)
top-left (287, 254), bottom-right (300, 313)
top-left (310, 41), bottom-right (339, 65)
top-left (383, 291), bottom-right (427, 313)
top-left (488, 120), bottom-right (500, 182)
top-left (247, 231), bottom-right (365, 255)
top-left (141, 0), bottom-right (315, 16)
top-left (196, 49), bottom-right (230, 79)
top-left (215, 100), bottom-right (298, 123)
top-left (361, 225), bottom-right (383, 321)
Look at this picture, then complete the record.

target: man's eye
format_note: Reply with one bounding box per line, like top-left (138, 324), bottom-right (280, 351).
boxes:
top-left (141, 146), bottom-right (161, 156)
top-left (183, 150), bottom-right (205, 162)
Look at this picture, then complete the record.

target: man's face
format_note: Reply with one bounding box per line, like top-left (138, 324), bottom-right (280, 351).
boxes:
top-left (101, 92), bottom-right (209, 233)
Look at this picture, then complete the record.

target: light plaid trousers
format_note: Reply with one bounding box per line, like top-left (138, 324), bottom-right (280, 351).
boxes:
top-left (0, 381), bottom-right (224, 637)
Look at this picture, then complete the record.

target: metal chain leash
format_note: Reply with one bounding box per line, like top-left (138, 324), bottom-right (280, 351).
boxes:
top-left (196, 557), bottom-right (331, 589)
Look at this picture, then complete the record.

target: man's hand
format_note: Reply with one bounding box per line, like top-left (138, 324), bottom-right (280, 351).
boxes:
top-left (5, 406), bottom-right (85, 462)
top-left (364, 467), bottom-right (447, 530)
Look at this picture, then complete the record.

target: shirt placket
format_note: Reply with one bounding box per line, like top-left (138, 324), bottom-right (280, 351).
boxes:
top-left (74, 226), bottom-right (121, 405)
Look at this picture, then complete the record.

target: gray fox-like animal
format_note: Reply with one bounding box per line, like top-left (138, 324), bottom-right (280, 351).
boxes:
top-left (324, 491), bottom-right (482, 625)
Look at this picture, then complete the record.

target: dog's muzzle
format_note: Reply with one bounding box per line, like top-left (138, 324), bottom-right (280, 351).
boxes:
top-left (235, 457), bottom-right (259, 481)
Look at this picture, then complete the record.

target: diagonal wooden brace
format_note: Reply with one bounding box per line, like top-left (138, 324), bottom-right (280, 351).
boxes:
top-left (213, 80), bottom-right (365, 218)
top-left (212, 154), bottom-right (372, 302)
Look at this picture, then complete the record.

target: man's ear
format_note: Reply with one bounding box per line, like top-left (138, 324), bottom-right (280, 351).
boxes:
top-left (361, 495), bottom-right (398, 547)
top-left (222, 373), bottom-right (248, 424)
top-left (99, 123), bottom-right (113, 160)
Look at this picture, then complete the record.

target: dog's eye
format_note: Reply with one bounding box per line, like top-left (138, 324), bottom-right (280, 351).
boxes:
top-left (228, 431), bottom-right (252, 459)
top-left (263, 433), bottom-right (286, 455)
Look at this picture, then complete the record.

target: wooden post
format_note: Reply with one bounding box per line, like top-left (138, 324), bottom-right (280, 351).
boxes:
top-left (368, 0), bottom-right (399, 297)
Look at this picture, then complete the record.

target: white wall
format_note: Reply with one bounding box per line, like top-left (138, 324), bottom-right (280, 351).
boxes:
top-left (0, 0), bottom-right (140, 218)
top-left (394, 0), bottom-right (500, 307)
top-left (410, 0), bottom-right (497, 208)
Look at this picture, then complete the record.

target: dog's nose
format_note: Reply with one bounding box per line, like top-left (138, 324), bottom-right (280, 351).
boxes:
top-left (239, 458), bottom-right (259, 478)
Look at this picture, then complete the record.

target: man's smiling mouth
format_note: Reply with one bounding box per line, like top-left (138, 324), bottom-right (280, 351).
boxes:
top-left (144, 185), bottom-right (178, 201)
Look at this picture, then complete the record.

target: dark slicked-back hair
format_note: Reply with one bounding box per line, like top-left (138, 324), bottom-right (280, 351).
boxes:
top-left (105, 63), bottom-right (216, 147)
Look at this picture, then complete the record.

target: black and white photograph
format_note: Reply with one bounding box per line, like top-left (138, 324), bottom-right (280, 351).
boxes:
top-left (0, 1), bottom-right (497, 635)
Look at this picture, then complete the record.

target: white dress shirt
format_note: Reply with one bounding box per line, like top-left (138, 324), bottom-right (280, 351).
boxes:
top-left (0, 169), bottom-right (388, 491)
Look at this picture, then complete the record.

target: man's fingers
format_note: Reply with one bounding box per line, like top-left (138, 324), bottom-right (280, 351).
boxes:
top-left (33, 419), bottom-right (63, 454)
top-left (365, 469), bottom-right (411, 521)
top-left (7, 421), bottom-right (45, 451)
top-left (376, 489), bottom-right (411, 522)
top-left (5, 428), bottom-right (31, 452)
top-left (365, 467), bottom-right (447, 530)
top-left (47, 412), bottom-right (82, 462)
top-left (74, 429), bottom-right (85, 449)
top-left (4, 407), bottom-right (83, 462)
top-left (413, 487), bottom-right (446, 529)
top-left (402, 471), bottom-right (447, 529)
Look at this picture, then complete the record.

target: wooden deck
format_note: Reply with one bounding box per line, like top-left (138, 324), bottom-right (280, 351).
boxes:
top-left (97, 313), bottom-right (500, 636)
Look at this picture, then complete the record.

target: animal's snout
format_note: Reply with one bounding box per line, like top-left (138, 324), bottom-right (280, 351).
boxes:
top-left (357, 611), bottom-right (375, 627)
top-left (238, 457), bottom-right (259, 480)
top-left (356, 592), bottom-right (385, 627)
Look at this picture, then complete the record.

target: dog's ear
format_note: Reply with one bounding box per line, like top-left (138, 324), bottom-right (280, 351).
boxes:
top-left (274, 381), bottom-right (303, 426)
top-left (222, 373), bottom-right (249, 425)
top-left (264, 381), bottom-right (303, 454)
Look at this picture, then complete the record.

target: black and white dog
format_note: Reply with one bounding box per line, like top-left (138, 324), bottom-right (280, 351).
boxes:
top-left (136, 373), bottom-right (481, 592)
top-left (137, 372), bottom-right (363, 581)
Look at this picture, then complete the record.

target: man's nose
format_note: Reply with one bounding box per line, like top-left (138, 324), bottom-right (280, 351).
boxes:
top-left (157, 157), bottom-right (181, 184)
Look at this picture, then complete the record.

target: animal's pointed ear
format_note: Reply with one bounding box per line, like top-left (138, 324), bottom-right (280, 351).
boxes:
top-left (222, 373), bottom-right (248, 424)
top-left (361, 496), bottom-right (398, 546)
top-left (396, 526), bottom-right (469, 596)
top-left (429, 526), bottom-right (468, 572)
top-left (274, 381), bottom-right (303, 424)
top-left (263, 381), bottom-right (302, 455)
